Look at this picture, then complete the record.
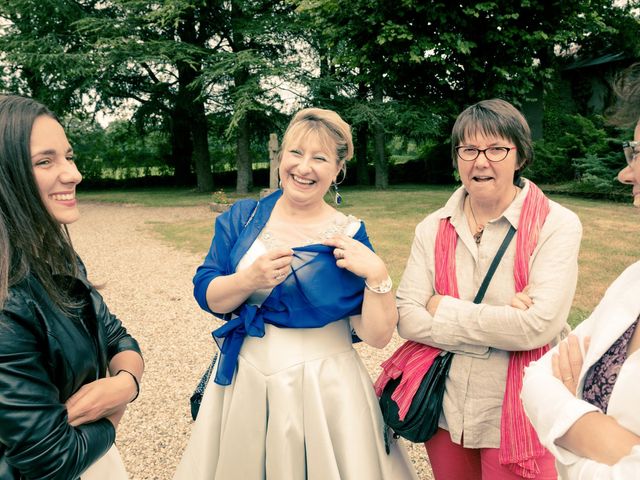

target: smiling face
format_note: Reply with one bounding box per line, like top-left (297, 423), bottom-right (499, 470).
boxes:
top-left (617, 121), bottom-right (640, 207)
top-left (30, 115), bottom-right (82, 224)
top-left (279, 129), bottom-right (343, 209)
top-left (456, 131), bottom-right (520, 206)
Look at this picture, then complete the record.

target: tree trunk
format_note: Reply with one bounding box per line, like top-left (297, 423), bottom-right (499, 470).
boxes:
top-left (355, 123), bottom-right (369, 185)
top-left (373, 83), bottom-right (388, 189)
top-left (192, 99), bottom-right (214, 192)
top-left (235, 114), bottom-right (252, 194)
top-left (170, 106), bottom-right (193, 186)
top-left (174, 7), bottom-right (211, 189)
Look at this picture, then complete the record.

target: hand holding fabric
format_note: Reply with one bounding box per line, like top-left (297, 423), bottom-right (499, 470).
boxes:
top-left (242, 247), bottom-right (294, 289)
top-left (511, 285), bottom-right (533, 311)
top-left (323, 234), bottom-right (388, 284)
top-left (426, 295), bottom-right (442, 316)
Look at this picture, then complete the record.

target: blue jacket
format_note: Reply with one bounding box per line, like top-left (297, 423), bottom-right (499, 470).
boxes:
top-left (193, 190), bottom-right (373, 385)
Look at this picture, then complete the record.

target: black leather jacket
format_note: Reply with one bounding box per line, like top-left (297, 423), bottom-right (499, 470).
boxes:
top-left (0, 266), bottom-right (141, 479)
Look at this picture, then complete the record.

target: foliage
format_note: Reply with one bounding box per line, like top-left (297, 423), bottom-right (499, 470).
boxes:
top-left (210, 189), bottom-right (230, 204)
top-left (526, 110), bottom-right (631, 196)
top-left (569, 151), bottom-right (630, 198)
top-left (1, 0), bottom-right (638, 192)
top-left (66, 118), bottom-right (172, 182)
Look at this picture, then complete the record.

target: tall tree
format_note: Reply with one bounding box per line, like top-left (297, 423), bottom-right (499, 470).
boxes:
top-left (202, 0), bottom-right (298, 193)
top-left (296, 0), bottom-right (639, 185)
top-left (0, 0), bottom-right (103, 114)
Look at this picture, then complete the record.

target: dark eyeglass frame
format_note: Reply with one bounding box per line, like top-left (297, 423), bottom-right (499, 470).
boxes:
top-left (454, 146), bottom-right (517, 163)
top-left (622, 141), bottom-right (639, 166)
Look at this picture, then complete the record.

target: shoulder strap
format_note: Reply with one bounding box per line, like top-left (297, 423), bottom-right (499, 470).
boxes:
top-left (473, 225), bottom-right (516, 304)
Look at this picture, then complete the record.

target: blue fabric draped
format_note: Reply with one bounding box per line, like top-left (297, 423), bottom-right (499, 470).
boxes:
top-left (212, 241), bottom-right (369, 385)
top-left (192, 189), bottom-right (373, 386)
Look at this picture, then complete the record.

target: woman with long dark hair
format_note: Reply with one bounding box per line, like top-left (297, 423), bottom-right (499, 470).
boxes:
top-left (0, 95), bottom-right (144, 479)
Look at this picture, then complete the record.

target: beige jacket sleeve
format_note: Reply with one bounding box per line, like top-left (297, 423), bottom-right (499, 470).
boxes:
top-left (397, 212), bottom-right (490, 355)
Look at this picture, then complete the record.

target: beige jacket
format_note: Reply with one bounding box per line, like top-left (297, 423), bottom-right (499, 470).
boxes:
top-left (396, 179), bottom-right (582, 448)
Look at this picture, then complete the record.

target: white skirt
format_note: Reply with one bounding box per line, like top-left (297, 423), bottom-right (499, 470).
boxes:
top-left (81, 444), bottom-right (128, 480)
top-left (174, 320), bottom-right (417, 480)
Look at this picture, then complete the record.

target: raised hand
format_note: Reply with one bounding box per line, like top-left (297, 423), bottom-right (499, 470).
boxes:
top-left (552, 334), bottom-right (591, 396)
top-left (323, 234), bottom-right (388, 285)
top-left (243, 247), bottom-right (294, 290)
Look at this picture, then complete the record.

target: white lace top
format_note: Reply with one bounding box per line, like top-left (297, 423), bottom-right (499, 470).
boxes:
top-left (238, 211), bottom-right (362, 305)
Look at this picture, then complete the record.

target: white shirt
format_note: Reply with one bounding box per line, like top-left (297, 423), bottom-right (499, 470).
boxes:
top-left (522, 261), bottom-right (640, 479)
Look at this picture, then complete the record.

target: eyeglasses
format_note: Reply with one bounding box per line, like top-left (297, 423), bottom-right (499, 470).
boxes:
top-left (622, 141), bottom-right (639, 166)
top-left (455, 146), bottom-right (516, 163)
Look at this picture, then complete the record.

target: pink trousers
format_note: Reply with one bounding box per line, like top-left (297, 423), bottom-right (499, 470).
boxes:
top-left (424, 428), bottom-right (557, 480)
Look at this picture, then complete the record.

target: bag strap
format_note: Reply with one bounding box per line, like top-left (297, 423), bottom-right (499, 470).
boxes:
top-left (472, 224), bottom-right (516, 304)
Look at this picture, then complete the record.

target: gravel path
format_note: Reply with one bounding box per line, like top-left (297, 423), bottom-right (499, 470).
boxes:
top-left (69, 202), bottom-right (433, 480)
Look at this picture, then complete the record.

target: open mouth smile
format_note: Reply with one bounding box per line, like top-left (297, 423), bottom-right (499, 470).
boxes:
top-left (291, 174), bottom-right (315, 186)
top-left (51, 193), bottom-right (75, 201)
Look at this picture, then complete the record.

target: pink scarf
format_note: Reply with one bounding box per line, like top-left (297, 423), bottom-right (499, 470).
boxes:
top-left (374, 180), bottom-right (550, 478)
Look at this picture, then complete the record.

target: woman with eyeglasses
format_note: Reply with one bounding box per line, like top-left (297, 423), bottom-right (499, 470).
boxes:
top-left (393, 98), bottom-right (582, 479)
top-left (521, 63), bottom-right (640, 479)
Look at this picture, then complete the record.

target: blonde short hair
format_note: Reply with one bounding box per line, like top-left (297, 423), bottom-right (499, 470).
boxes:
top-left (280, 108), bottom-right (353, 173)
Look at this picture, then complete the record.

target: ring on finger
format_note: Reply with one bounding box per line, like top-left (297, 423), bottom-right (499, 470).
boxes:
top-left (562, 376), bottom-right (573, 382)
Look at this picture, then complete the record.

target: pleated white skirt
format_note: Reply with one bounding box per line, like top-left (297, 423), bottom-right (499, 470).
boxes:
top-left (174, 320), bottom-right (417, 480)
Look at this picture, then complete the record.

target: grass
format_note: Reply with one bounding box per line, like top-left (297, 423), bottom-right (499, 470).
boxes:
top-left (81, 184), bottom-right (640, 327)
top-left (78, 186), bottom-right (258, 207)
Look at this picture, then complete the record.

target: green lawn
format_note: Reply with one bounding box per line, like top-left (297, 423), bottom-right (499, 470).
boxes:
top-left (78, 186), bottom-right (257, 207)
top-left (80, 185), bottom-right (640, 327)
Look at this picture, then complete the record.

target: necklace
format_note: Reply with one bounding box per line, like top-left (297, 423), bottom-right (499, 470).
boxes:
top-left (467, 187), bottom-right (519, 245)
top-left (468, 200), bottom-right (484, 244)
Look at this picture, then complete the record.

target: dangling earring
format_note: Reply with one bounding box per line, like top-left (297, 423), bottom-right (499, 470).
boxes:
top-left (333, 182), bottom-right (342, 205)
top-left (332, 169), bottom-right (346, 206)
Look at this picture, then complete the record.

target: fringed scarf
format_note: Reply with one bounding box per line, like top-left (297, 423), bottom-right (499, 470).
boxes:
top-left (374, 180), bottom-right (551, 478)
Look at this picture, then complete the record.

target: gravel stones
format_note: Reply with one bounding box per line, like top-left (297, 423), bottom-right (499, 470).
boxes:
top-left (69, 202), bottom-right (432, 479)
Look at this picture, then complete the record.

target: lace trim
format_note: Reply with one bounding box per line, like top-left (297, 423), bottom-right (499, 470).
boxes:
top-left (260, 214), bottom-right (359, 250)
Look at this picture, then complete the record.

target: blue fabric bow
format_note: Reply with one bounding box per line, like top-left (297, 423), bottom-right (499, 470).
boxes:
top-left (211, 243), bottom-right (367, 386)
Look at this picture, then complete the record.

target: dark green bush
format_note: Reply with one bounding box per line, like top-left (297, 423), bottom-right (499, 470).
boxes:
top-left (527, 113), bottom-right (630, 195)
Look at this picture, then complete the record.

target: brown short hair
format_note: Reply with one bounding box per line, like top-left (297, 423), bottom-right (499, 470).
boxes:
top-left (280, 108), bottom-right (353, 175)
top-left (451, 98), bottom-right (533, 181)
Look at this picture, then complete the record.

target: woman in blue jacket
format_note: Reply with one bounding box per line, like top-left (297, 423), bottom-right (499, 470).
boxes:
top-left (0, 95), bottom-right (144, 479)
top-left (174, 108), bottom-right (417, 479)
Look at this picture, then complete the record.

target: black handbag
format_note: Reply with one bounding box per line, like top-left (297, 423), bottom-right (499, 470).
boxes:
top-left (379, 349), bottom-right (453, 444)
top-left (189, 352), bottom-right (218, 420)
top-left (379, 225), bottom-right (516, 445)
